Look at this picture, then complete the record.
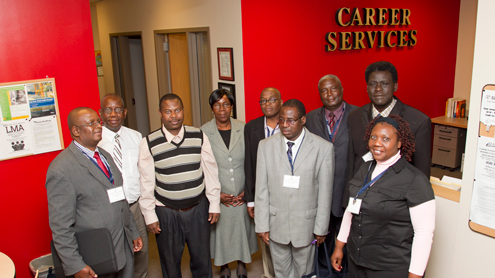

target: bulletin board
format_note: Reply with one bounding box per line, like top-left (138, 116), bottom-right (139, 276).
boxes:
top-left (469, 84), bottom-right (495, 238)
top-left (0, 78), bottom-right (64, 161)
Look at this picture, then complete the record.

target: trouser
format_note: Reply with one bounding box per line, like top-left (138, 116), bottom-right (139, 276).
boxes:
top-left (260, 239), bottom-right (275, 278)
top-left (155, 196), bottom-right (212, 278)
top-left (269, 240), bottom-right (314, 278)
top-left (100, 237), bottom-right (134, 278)
top-left (129, 201), bottom-right (149, 278)
top-left (348, 256), bottom-right (409, 278)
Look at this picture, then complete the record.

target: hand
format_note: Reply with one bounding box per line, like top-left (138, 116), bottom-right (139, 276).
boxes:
top-left (314, 234), bottom-right (326, 247)
top-left (74, 265), bottom-right (97, 278)
top-left (220, 193), bottom-right (234, 207)
top-left (232, 191), bottom-right (245, 206)
top-left (408, 273), bottom-right (422, 278)
top-left (133, 236), bottom-right (143, 252)
top-left (257, 232), bottom-right (270, 245)
top-left (331, 240), bottom-right (345, 272)
top-left (146, 221), bottom-right (161, 234)
top-left (209, 213), bottom-right (220, 224)
top-left (247, 206), bottom-right (255, 218)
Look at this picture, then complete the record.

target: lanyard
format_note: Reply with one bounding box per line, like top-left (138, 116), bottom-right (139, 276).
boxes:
top-left (326, 105), bottom-right (345, 141)
top-left (266, 124), bottom-right (278, 138)
top-left (83, 152), bottom-right (114, 185)
top-left (353, 162), bottom-right (386, 204)
top-left (287, 132), bottom-right (305, 175)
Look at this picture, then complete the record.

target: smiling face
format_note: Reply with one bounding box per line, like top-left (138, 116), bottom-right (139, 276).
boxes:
top-left (99, 95), bottom-right (127, 133)
top-left (72, 109), bottom-right (103, 150)
top-left (367, 71), bottom-right (398, 112)
top-left (212, 95), bottom-right (232, 124)
top-left (368, 122), bottom-right (401, 162)
top-left (318, 77), bottom-right (344, 111)
top-left (159, 98), bottom-right (184, 135)
top-left (279, 106), bottom-right (306, 141)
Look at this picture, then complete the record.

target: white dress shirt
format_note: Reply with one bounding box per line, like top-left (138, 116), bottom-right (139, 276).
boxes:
top-left (98, 126), bottom-right (143, 204)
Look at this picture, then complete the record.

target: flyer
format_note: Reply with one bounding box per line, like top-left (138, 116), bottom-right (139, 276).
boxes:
top-left (0, 119), bottom-right (34, 159)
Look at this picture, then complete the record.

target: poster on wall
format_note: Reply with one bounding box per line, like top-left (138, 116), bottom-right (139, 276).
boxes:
top-left (470, 85), bottom-right (495, 238)
top-left (0, 78), bottom-right (64, 161)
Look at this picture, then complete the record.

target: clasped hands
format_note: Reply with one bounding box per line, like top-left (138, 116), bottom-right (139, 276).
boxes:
top-left (220, 191), bottom-right (245, 207)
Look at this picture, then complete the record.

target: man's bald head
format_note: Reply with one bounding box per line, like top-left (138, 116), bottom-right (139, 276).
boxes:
top-left (68, 107), bottom-right (102, 149)
top-left (262, 87), bottom-right (281, 99)
top-left (68, 107), bottom-right (92, 131)
top-left (101, 93), bottom-right (125, 108)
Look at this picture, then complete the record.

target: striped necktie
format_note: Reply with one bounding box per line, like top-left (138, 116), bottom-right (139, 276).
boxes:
top-left (287, 141), bottom-right (295, 172)
top-left (113, 134), bottom-right (123, 172)
top-left (328, 112), bottom-right (336, 134)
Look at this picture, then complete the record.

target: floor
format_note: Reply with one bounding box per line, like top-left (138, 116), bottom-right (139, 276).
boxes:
top-left (146, 166), bottom-right (462, 278)
top-left (147, 233), bottom-right (264, 278)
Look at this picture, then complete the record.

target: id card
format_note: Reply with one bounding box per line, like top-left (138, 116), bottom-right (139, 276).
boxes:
top-left (107, 186), bottom-right (126, 203)
top-left (362, 151), bottom-right (374, 162)
top-left (283, 175), bottom-right (300, 189)
top-left (347, 197), bottom-right (362, 215)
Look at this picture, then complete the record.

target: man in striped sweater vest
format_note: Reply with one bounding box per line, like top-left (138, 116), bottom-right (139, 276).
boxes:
top-left (138, 93), bottom-right (221, 278)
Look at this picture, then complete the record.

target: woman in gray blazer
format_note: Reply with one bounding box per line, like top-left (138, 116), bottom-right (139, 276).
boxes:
top-left (201, 89), bottom-right (258, 278)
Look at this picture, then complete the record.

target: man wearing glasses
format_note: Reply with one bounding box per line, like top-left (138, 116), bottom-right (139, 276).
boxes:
top-left (244, 87), bottom-right (283, 278)
top-left (255, 99), bottom-right (334, 278)
top-left (46, 107), bottom-right (142, 278)
top-left (98, 94), bottom-right (149, 278)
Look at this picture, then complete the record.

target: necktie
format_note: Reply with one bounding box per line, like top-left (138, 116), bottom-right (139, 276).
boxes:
top-left (94, 151), bottom-right (110, 178)
top-left (113, 134), bottom-right (123, 172)
top-left (328, 112), bottom-right (336, 134)
top-left (287, 141), bottom-right (295, 172)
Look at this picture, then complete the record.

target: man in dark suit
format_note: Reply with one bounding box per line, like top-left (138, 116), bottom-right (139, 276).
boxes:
top-left (305, 74), bottom-right (357, 272)
top-left (346, 61), bottom-right (432, 202)
top-left (46, 107), bottom-right (142, 278)
top-left (244, 87), bottom-right (283, 278)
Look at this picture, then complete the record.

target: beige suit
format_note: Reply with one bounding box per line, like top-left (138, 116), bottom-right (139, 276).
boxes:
top-left (255, 128), bottom-right (334, 277)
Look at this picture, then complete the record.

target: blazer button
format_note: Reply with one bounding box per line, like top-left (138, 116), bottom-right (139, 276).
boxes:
top-left (230, 169), bottom-right (233, 172)
top-left (229, 157), bottom-right (232, 161)
top-left (231, 178), bottom-right (234, 181)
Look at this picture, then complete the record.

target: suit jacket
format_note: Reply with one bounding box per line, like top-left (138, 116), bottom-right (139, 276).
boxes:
top-left (305, 101), bottom-right (358, 217)
top-left (244, 116), bottom-right (265, 203)
top-left (46, 142), bottom-right (140, 276)
top-left (345, 97), bottom-right (432, 206)
top-left (255, 128), bottom-right (334, 247)
top-left (201, 117), bottom-right (245, 196)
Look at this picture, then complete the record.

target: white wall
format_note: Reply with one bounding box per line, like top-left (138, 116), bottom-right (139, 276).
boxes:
top-left (95, 0), bottom-right (245, 130)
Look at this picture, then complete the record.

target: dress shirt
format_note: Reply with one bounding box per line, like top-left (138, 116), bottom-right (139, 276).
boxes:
top-left (283, 128), bottom-right (306, 165)
top-left (371, 98), bottom-right (397, 118)
top-left (73, 140), bottom-right (111, 174)
top-left (324, 102), bottom-right (345, 140)
top-left (138, 125), bottom-right (221, 225)
top-left (98, 126), bottom-right (142, 204)
top-left (264, 116), bottom-right (280, 138)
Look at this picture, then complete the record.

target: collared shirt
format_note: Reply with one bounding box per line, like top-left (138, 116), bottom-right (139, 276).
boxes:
top-left (283, 128), bottom-right (306, 163)
top-left (264, 116), bottom-right (280, 138)
top-left (372, 98), bottom-right (397, 118)
top-left (98, 126), bottom-right (142, 204)
top-left (138, 125), bottom-right (221, 225)
top-left (324, 102), bottom-right (345, 138)
top-left (73, 140), bottom-right (111, 174)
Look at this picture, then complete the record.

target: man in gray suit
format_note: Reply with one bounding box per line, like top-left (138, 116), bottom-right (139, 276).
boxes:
top-left (46, 107), bottom-right (142, 278)
top-left (305, 74), bottom-right (357, 272)
top-left (255, 99), bottom-right (334, 278)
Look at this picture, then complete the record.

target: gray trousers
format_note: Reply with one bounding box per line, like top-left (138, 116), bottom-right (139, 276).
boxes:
top-left (269, 240), bottom-right (314, 278)
top-left (129, 201), bottom-right (149, 278)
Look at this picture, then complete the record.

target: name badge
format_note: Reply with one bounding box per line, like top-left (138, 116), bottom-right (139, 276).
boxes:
top-left (283, 175), bottom-right (300, 189)
top-left (347, 197), bottom-right (362, 215)
top-left (362, 151), bottom-right (374, 162)
top-left (107, 186), bottom-right (126, 203)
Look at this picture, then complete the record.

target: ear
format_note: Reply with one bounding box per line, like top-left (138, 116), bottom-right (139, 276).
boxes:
top-left (398, 139), bottom-right (402, 149)
top-left (301, 115), bottom-right (307, 126)
top-left (123, 108), bottom-right (128, 119)
top-left (71, 126), bottom-right (80, 138)
top-left (394, 82), bottom-right (398, 93)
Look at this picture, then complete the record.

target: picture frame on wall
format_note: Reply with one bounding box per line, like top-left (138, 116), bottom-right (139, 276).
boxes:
top-left (217, 48), bottom-right (234, 81)
top-left (218, 82), bottom-right (237, 119)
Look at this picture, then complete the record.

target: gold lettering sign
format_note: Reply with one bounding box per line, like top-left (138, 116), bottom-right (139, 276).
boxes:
top-left (325, 7), bottom-right (416, 52)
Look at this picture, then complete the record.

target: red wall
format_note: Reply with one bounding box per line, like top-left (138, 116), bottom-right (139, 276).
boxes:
top-left (241, 0), bottom-right (461, 121)
top-left (0, 1), bottom-right (100, 277)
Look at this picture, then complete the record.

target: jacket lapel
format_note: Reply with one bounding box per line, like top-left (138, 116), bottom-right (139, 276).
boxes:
top-left (229, 119), bottom-right (243, 151)
top-left (254, 116), bottom-right (266, 141)
top-left (333, 102), bottom-right (350, 143)
top-left (293, 128), bottom-right (314, 173)
top-left (317, 107), bottom-right (331, 141)
top-left (275, 133), bottom-right (292, 172)
top-left (69, 143), bottom-right (114, 190)
top-left (204, 119), bottom-right (230, 155)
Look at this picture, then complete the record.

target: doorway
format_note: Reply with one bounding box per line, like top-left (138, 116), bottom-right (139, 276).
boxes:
top-left (154, 27), bottom-right (213, 127)
top-left (110, 33), bottom-right (150, 136)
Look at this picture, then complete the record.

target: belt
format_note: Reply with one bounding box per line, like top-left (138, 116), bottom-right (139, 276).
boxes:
top-left (164, 202), bottom-right (198, 212)
top-left (129, 198), bottom-right (140, 207)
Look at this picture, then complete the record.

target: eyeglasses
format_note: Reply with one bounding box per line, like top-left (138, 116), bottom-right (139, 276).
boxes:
top-left (213, 103), bottom-right (232, 110)
top-left (259, 98), bottom-right (280, 105)
top-left (76, 120), bottom-right (103, 128)
top-left (278, 117), bottom-right (302, 126)
top-left (102, 107), bottom-right (124, 114)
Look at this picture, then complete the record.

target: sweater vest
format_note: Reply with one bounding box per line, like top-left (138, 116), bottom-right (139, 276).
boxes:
top-left (146, 126), bottom-right (205, 209)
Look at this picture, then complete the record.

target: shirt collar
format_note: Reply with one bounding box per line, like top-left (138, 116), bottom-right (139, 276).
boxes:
top-left (324, 102), bottom-right (345, 122)
top-left (372, 98), bottom-right (397, 118)
top-left (162, 124), bottom-right (184, 142)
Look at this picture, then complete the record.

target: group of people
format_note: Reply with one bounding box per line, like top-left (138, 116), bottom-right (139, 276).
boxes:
top-left (46, 60), bottom-right (436, 278)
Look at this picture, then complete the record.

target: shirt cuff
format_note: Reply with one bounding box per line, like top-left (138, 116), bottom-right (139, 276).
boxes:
top-left (209, 202), bottom-right (221, 214)
top-left (143, 211), bottom-right (159, 225)
top-left (247, 202), bottom-right (255, 207)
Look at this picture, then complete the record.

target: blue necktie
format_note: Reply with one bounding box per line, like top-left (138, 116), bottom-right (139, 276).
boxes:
top-left (287, 141), bottom-right (295, 173)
